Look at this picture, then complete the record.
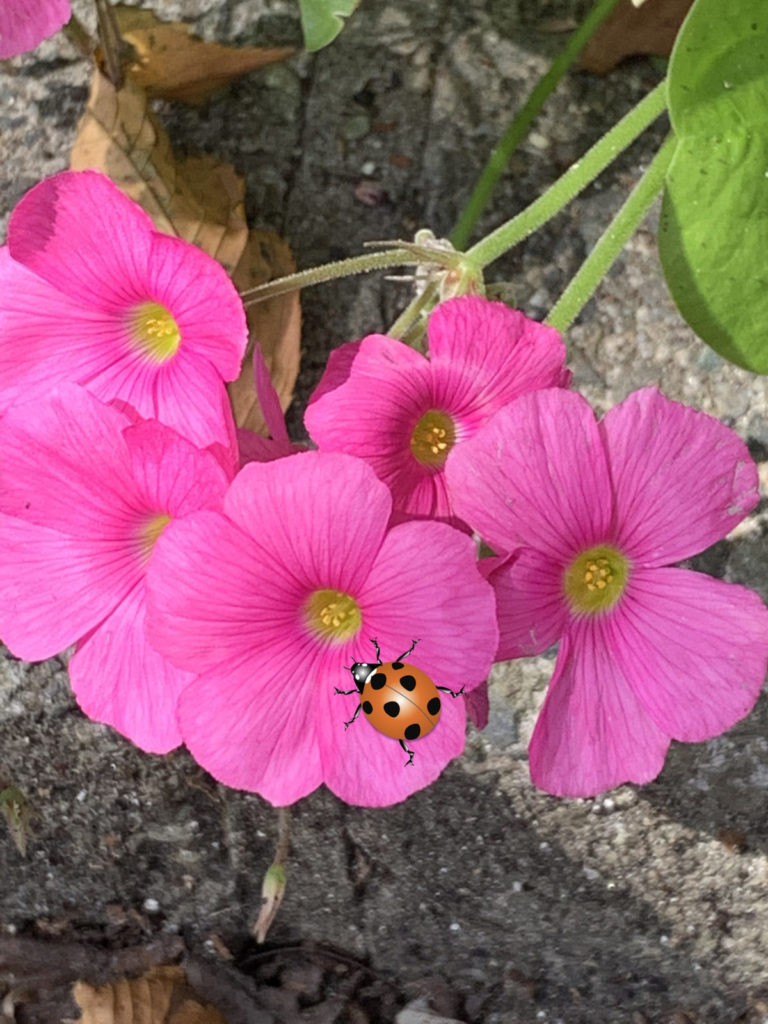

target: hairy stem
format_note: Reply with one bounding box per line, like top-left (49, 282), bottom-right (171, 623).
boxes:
top-left (241, 249), bottom-right (424, 304)
top-left (546, 133), bottom-right (676, 333)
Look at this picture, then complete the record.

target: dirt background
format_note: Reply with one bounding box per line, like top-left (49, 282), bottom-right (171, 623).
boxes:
top-left (2, 1), bottom-right (768, 1022)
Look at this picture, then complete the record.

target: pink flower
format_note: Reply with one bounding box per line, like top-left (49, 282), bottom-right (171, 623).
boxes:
top-left (447, 387), bottom-right (768, 797)
top-left (304, 295), bottom-right (569, 524)
top-left (146, 451), bottom-right (498, 807)
top-left (0, 384), bottom-right (231, 753)
top-left (0, 170), bottom-right (247, 450)
top-left (0, 0), bottom-right (70, 59)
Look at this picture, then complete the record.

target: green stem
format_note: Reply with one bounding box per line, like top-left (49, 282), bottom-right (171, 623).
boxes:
top-left (546, 132), bottom-right (676, 333)
top-left (466, 79), bottom-right (668, 270)
top-left (387, 278), bottom-right (440, 341)
top-left (450, 0), bottom-right (623, 250)
top-left (240, 249), bottom-right (421, 304)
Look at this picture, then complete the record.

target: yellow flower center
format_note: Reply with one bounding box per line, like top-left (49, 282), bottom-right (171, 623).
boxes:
top-left (138, 513), bottom-right (172, 563)
top-left (410, 410), bottom-right (456, 467)
top-left (305, 588), bottom-right (361, 643)
top-left (564, 544), bottom-right (630, 615)
top-left (128, 302), bottom-right (181, 362)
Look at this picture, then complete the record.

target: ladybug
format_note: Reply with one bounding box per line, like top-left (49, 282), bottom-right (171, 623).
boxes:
top-left (335, 638), bottom-right (465, 766)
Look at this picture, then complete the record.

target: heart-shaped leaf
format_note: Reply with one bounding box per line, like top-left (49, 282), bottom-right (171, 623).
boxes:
top-left (659, 0), bottom-right (768, 371)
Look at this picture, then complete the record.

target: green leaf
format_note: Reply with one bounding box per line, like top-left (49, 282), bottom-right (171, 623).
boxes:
top-left (298, 0), bottom-right (360, 52)
top-left (659, 0), bottom-right (768, 372)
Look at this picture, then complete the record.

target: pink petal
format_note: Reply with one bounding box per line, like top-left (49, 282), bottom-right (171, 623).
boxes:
top-left (178, 644), bottom-right (324, 805)
top-left (146, 510), bottom-right (301, 672)
top-left (0, 247), bottom-right (130, 398)
top-left (485, 548), bottom-right (569, 659)
top-left (70, 581), bottom-right (187, 753)
top-left (347, 333), bottom-right (425, 374)
top-left (354, 520), bottom-right (498, 694)
top-left (0, 384), bottom-right (142, 536)
top-left (427, 296), bottom-right (567, 428)
top-left (447, 389), bottom-right (613, 560)
top-left (123, 420), bottom-right (230, 515)
top-left (224, 452), bottom-right (392, 593)
top-left (613, 567), bottom-right (768, 741)
top-left (601, 388), bottom-right (759, 565)
top-left (306, 340), bottom-right (362, 407)
top-left (237, 429), bottom-right (305, 466)
top-left (143, 232), bottom-right (247, 380)
top-left (0, 0), bottom-right (70, 58)
top-left (465, 681), bottom-right (489, 730)
top-left (0, 515), bottom-right (139, 660)
top-left (8, 171), bottom-right (155, 307)
top-left (389, 462), bottom-right (455, 520)
top-left (150, 355), bottom-right (238, 451)
top-left (305, 335), bottom-right (429, 465)
top-left (529, 617), bottom-right (670, 797)
top-left (253, 339), bottom-right (289, 443)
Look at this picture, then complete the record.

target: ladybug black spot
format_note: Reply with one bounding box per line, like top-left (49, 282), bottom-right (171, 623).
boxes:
top-left (362, 700), bottom-right (373, 715)
top-left (404, 723), bottom-right (421, 740)
top-left (370, 673), bottom-right (387, 689)
top-left (399, 674), bottom-right (417, 691)
top-left (391, 661), bottom-right (404, 670)
top-left (427, 696), bottom-right (441, 715)
top-left (383, 701), bottom-right (400, 718)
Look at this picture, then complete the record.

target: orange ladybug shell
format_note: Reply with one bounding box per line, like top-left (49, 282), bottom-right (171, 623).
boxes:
top-left (360, 661), bottom-right (442, 742)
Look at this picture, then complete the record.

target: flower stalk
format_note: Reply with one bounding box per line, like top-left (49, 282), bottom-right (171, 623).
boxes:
top-left (252, 806), bottom-right (292, 944)
top-left (546, 132), bottom-right (676, 333)
top-left (241, 248), bottom-right (433, 305)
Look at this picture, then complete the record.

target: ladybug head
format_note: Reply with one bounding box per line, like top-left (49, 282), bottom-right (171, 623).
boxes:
top-left (348, 661), bottom-right (378, 693)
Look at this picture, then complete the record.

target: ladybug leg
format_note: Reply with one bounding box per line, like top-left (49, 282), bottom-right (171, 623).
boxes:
top-left (343, 703), bottom-right (362, 730)
top-left (399, 739), bottom-right (415, 767)
top-left (334, 686), bottom-right (358, 695)
top-left (369, 637), bottom-right (382, 665)
top-left (395, 638), bottom-right (421, 662)
top-left (436, 684), bottom-right (466, 698)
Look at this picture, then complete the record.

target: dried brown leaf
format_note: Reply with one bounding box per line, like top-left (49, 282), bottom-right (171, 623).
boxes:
top-left (579, 0), bottom-right (694, 74)
top-left (73, 965), bottom-right (229, 1024)
top-left (112, 4), bottom-right (295, 105)
top-left (70, 70), bottom-right (247, 273)
top-left (228, 230), bottom-right (301, 435)
top-left (0, 786), bottom-right (31, 857)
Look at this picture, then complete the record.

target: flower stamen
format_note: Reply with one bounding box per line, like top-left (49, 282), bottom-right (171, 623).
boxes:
top-left (410, 410), bottom-right (456, 467)
top-left (564, 544), bottom-right (630, 615)
top-left (128, 302), bottom-right (181, 362)
top-left (305, 588), bottom-right (361, 643)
